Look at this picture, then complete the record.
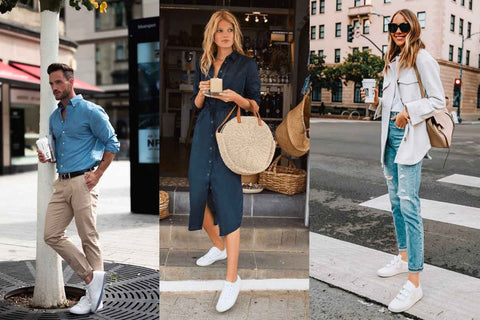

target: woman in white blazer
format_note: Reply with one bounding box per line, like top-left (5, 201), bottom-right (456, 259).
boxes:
top-left (363, 9), bottom-right (445, 313)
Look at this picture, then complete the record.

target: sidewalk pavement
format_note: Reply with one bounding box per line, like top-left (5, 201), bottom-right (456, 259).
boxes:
top-left (160, 290), bottom-right (308, 320)
top-left (0, 160), bottom-right (158, 270)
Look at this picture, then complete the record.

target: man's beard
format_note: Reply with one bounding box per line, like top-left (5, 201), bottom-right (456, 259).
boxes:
top-left (58, 85), bottom-right (71, 100)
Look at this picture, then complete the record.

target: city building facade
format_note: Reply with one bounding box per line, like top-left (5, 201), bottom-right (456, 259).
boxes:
top-left (310, 0), bottom-right (480, 120)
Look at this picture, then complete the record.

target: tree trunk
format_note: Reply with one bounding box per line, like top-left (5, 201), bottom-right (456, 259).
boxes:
top-left (32, 6), bottom-right (66, 308)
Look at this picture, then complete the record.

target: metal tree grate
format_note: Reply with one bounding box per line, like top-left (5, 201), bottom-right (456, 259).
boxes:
top-left (0, 261), bottom-right (159, 319)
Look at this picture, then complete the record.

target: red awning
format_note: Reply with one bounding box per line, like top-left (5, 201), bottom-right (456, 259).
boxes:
top-left (0, 61), bottom-right (40, 85)
top-left (9, 62), bottom-right (102, 92)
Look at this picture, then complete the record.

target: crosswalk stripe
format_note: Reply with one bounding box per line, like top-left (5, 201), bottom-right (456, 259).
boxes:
top-left (160, 278), bottom-right (309, 292)
top-left (360, 194), bottom-right (480, 230)
top-left (310, 232), bottom-right (480, 320)
top-left (438, 174), bottom-right (480, 189)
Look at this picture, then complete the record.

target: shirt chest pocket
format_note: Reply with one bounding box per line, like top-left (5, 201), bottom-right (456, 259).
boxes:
top-left (397, 72), bottom-right (422, 103)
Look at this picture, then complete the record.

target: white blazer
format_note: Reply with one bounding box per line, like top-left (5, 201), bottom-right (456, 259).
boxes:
top-left (369, 49), bottom-right (445, 165)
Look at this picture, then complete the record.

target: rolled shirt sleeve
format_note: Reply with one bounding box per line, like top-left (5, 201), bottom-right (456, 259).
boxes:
top-left (89, 106), bottom-right (120, 154)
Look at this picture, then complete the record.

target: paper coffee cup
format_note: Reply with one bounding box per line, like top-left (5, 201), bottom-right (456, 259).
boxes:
top-left (362, 78), bottom-right (376, 103)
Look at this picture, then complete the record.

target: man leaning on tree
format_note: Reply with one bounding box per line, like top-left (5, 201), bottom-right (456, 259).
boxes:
top-left (37, 63), bottom-right (120, 315)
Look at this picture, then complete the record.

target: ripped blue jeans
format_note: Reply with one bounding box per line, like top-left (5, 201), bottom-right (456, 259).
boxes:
top-left (384, 112), bottom-right (424, 273)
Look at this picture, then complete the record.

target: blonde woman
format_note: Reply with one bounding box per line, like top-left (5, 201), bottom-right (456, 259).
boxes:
top-left (188, 9), bottom-right (260, 312)
top-left (363, 9), bottom-right (445, 312)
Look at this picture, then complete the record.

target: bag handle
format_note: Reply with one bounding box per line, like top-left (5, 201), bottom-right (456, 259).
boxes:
top-left (216, 101), bottom-right (263, 133)
top-left (413, 64), bottom-right (451, 168)
top-left (267, 154), bottom-right (296, 174)
top-left (412, 64), bottom-right (426, 99)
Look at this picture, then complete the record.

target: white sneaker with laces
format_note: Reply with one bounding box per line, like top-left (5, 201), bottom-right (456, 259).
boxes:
top-left (69, 295), bottom-right (91, 315)
top-left (87, 270), bottom-right (106, 313)
top-left (196, 247), bottom-right (227, 266)
top-left (377, 254), bottom-right (408, 277)
top-left (216, 275), bottom-right (241, 313)
top-left (388, 280), bottom-right (423, 313)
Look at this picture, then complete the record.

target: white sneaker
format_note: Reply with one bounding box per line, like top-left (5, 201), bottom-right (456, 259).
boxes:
top-left (388, 280), bottom-right (423, 313)
top-left (216, 275), bottom-right (241, 312)
top-left (87, 270), bottom-right (106, 313)
top-left (196, 247), bottom-right (227, 266)
top-left (69, 295), bottom-right (91, 315)
top-left (377, 254), bottom-right (408, 277)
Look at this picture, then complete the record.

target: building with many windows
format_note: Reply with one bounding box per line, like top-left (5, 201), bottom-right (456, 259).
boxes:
top-left (310, 0), bottom-right (480, 120)
top-left (64, 0), bottom-right (159, 158)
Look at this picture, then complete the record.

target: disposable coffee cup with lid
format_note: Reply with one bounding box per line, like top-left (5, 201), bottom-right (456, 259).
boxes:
top-left (362, 78), bottom-right (376, 103)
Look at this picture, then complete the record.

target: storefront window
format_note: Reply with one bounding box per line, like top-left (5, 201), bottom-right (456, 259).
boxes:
top-left (10, 89), bottom-right (40, 166)
top-left (96, 41), bottom-right (129, 85)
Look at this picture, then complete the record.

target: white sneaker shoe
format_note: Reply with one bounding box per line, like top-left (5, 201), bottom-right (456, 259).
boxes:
top-left (216, 275), bottom-right (241, 313)
top-left (87, 270), bottom-right (106, 313)
top-left (69, 295), bottom-right (91, 315)
top-left (388, 280), bottom-right (423, 313)
top-left (196, 247), bottom-right (227, 266)
top-left (377, 254), bottom-right (408, 277)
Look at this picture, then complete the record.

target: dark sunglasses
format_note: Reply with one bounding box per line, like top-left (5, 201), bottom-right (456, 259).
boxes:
top-left (388, 22), bottom-right (411, 33)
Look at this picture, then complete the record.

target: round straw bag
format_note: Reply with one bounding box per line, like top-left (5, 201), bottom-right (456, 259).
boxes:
top-left (275, 91), bottom-right (310, 157)
top-left (216, 102), bottom-right (276, 175)
top-left (159, 190), bottom-right (170, 220)
top-left (259, 155), bottom-right (306, 195)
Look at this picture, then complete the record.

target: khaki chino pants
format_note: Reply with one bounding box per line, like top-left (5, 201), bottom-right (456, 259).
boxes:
top-left (44, 173), bottom-right (103, 280)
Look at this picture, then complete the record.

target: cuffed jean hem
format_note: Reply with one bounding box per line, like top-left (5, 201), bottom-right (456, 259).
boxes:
top-left (398, 248), bottom-right (407, 251)
top-left (408, 269), bottom-right (423, 274)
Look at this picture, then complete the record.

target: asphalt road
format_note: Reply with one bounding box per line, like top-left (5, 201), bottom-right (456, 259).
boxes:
top-left (309, 120), bottom-right (480, 318)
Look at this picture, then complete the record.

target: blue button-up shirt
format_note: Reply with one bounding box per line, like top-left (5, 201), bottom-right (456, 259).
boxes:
top-left (49, 94), bottom-right (120, 174)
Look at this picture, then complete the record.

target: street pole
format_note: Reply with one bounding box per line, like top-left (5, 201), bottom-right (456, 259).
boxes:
top-left (32, 4), bottom-right (66, 308)
top-left (359, 34), bottom-right (384, 59)
top-left (458, 35), bottom-right (464, 123)
top-left (457, 31), bottom-right (480, 124)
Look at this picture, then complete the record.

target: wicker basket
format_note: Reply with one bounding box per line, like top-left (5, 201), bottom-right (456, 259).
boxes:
top-left (275, 90), bottom-right (311, 157)
top-left (159, 190), bottom-right (170, 220)
top-left (259, 155), bottom-right (306, 195)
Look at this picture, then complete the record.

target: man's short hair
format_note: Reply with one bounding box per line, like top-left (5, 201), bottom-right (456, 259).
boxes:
top-left (47, 63), bottom-right (74, 80)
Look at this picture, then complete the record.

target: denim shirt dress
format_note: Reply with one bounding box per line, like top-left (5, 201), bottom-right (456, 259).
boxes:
top-left (188, 51), bottom-right (260, 236)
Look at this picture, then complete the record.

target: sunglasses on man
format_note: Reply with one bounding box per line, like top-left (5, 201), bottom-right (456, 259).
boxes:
top-left (388, 22), bottom-right (411, 33)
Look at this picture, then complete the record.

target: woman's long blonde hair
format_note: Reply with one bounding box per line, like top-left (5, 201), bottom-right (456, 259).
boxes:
top-left (383, 9), bottom-right (425, 73)
top-left (200, 10), bottom-right (245, 76)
